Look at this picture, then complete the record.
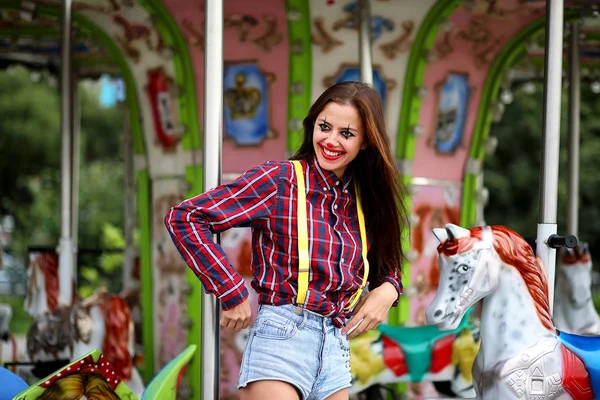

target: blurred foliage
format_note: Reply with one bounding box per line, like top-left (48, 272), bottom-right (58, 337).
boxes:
top-left (485, 80), bottom-right (600, 261)
top-left (0, 66), bottom-right (127, 294)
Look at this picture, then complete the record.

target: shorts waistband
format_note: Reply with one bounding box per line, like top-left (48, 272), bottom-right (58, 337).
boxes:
top-left (258, 304), bottom-right (336, 331)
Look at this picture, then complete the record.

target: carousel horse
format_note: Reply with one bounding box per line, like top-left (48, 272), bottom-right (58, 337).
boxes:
top-left (23, 251), bottom-right (144, 395)
top-left (426, 223), bottom-right (600, 400)
top-left (12, 345), bottom-right (196, 400)
top-left (25, 287), bottom-right (145, 397)
top-left (349, 311), bottom-right (477, 398)
top-left (553, 243), bottom-right (600, 335)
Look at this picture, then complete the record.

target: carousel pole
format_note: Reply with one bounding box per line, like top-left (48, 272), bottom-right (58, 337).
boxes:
top-left (537, 0), bottom-right (564, 314)
top-left (202, 0), bottom-right (223, 398)
top-left (358, 0), bottom-right (373, 85)
top-left (566, 22), bottom-right (580, 237)
top-left (58, 0), bottom-right (75, 306)
top-left (71, 73), bottom-right (80, 286)
top-left (123, 109), bottom-right (137, 290)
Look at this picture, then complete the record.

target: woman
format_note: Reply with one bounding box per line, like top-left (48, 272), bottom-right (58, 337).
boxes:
top-left (165, 81), bottom-right (409, 400)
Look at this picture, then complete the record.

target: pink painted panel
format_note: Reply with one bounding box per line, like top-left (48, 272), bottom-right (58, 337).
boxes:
top-left (411, 1), bottom-right (545, 181)
top-left (162, 0), bottom-right (289, 175)
top-left (408, 185), bottom-right (461, 324)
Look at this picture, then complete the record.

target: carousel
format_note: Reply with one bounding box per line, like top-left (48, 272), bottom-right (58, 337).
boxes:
top-left (1, 0), bottom-right (600, 399)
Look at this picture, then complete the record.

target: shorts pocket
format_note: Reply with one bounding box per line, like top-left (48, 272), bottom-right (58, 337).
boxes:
top-left (254, 311), bottom-right (298, 340)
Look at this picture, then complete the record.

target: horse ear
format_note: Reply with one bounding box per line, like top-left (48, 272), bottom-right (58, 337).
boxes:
top-left (433, 228), bottom-right (448, 243)
top-left (445, 223), bottom-right (470, 241)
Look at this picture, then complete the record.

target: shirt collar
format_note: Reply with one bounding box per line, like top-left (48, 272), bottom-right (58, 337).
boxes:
top-left (309, 157), bottom-right (353, 191)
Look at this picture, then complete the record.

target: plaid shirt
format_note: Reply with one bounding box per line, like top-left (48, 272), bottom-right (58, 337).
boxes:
top-left (165, 158), bottom-right (402, 327)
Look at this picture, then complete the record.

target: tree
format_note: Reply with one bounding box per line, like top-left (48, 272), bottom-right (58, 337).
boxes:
top-left (484, 80), bottom-right (600, 262)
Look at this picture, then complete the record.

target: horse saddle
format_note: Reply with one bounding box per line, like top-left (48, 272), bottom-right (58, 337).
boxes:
top-left (376, 312), bottom-right (472, 382)
top-left (558, 330), bottom-right (600, 399)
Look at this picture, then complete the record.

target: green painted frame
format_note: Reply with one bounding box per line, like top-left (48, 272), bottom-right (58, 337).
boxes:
top-left (460, 11), bottom-right (579, 228)
top-left (391, 0), bottom-right (461, 328)
top-left (285, 0), bottom-right (312, 154)
top-left (0, 0), bottom-right (201, 385)
top-left (140, 1), bottom-right (203, 395)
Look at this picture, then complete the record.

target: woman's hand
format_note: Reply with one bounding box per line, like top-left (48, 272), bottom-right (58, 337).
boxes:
top-left (221, 298), bottom-right (252, 332)
top-left (341, 282), bottom-right (398, 339)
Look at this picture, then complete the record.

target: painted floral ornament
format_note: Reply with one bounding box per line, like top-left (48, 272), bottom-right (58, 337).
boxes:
top-left (13, 349), bottom-right (138, 400)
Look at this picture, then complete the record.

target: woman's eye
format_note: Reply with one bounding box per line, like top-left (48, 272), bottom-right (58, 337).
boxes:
top-left (319, 123), bottom-right (329, 131)
top-left (457, 264), bottom-right (470, 274)
top-left (340, 130), bottom-right (354, 139)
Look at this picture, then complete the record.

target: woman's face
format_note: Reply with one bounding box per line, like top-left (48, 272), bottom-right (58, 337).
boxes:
top-left (312, 102), bottom-right (365, 179)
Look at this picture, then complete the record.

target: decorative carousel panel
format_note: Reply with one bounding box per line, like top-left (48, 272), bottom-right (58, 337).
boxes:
top-left (151, 180), bottom-right (189, 373)
top-left (407, 183), bottom-right (461, 326)
top-left (73, 0), bottom-right (189, 178)
top-left (323, 63), bottom-right (395, 111)
top-left (162, 0), bottom-right (289, 176)
top-left (428, 72), bottom-right (472, 155)
top-left (224, 61), bottom-right (276, 146)
top-left (14, 349), bottom-right (138, 400)
top-left (219, 224), bottom-right (260, 400)
top-left (309, 0), bottom-right (437, 149)
top-left (410, 0), bottom-right (545, 181)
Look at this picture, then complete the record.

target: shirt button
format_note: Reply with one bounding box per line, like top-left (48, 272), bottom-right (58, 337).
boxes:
top-left (336, 181), bottom-right (340, 185)
top-left (323, 187), bottom-right (327, 191)
top-left (344, 189), bottom-right (348, 193)
top-left (333, 205), bottom-right (338, 210)
top-left (341, 258), bottom-right (345, 263)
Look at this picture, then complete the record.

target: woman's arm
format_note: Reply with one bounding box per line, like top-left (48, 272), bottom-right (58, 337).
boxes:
top-left (164, 161), bottom-right (280, 310)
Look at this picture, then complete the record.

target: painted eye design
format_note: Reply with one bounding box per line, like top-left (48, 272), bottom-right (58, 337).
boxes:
top-left (319, 123), bottom-right (330, 131)
top-left (457, 264), bottom-right (470, 274)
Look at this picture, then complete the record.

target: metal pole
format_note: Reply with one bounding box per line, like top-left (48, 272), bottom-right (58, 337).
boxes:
top-left (567, 22), bottom-right (580, 237)
top-left (536, 0), bottom-right (564, 314)
top-left (58, 0), bottom-right (74, 306)
top-left (202, 0), bottom-right (223, 398)
top-left (123, 107), bottom-right (137, 290)
top-left (71, 74), bottom-right (80, 288)
top-left (358, 0), bottom-right (373, 85)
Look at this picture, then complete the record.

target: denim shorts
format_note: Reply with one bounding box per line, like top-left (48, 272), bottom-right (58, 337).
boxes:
top-left (238, 304), bottom-right (352, 399)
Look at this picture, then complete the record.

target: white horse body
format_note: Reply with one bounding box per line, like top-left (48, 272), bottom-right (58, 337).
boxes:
top-left (473, 264), bottom-right (569, 399)
top-left (426, 224), bottom-right (584, 400)
top-left (553, 247), bottom-right (600, 336)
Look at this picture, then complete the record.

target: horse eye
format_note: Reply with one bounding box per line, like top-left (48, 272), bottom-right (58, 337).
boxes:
top-left (457, 264), bottom-right (470, 274)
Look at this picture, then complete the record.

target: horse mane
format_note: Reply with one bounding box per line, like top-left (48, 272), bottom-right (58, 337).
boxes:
top-left (560, 248), bottom-right (592, 265)
top-left (36, 253), bottom-right (59, 311)
top-left (101, 295), bottom-right (133, 381)
top-left (438, 226), bottom-right (553, 331)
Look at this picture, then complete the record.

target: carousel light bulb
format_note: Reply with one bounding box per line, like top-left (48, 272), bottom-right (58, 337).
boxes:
top-left (523, 81), bottom-right (536, 94)
top-left (500, 89), bottom-right (513, 105)
top-left (591, 81), bottom-right (600, 94)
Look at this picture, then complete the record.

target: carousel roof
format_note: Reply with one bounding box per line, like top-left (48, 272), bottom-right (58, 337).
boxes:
top-left (0, 0), bottom-right (597, 80)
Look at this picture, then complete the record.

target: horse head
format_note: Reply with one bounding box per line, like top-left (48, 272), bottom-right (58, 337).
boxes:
top-left (558, 243), bottom-right (593, 309)
top-left (426, 224), bottom-right (500, 331)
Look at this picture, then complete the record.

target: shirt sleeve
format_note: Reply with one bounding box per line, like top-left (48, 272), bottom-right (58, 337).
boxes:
top-left (370, 269), bottom-right (403, 308)
top-left (164, 161), bottom-right (280, 310)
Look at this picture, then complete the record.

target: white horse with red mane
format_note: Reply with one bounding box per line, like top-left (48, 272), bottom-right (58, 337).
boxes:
top-left (553, 243), bottom-right (600, 336)
top-left (23, 251), bottom-right (145, 397)
top-left (426, 224), bottom-right (600, 400)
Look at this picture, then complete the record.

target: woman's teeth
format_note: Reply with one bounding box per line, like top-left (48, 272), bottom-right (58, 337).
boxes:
top-left (323, 148), bottom-right (342, 157)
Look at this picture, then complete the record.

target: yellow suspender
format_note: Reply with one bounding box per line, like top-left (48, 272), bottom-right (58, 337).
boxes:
top-left (291, 160), bottom-right (369, 311)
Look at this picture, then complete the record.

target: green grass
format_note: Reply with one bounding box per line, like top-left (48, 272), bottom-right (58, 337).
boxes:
top-left (0, 294), bottom-right (32, 335)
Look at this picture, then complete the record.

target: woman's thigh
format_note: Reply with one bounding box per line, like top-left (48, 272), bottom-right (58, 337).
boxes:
top-left (239, 380), bottom-right (302, 400)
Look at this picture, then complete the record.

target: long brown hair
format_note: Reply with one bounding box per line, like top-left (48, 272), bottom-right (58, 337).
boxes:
top-left (291, 81), bottom-right (409, 284)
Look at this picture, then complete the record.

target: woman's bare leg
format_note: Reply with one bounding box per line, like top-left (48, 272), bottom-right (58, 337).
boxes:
top-left (239, 380), bottom-right (301, 400)
top-left (325, 388), bottom-right (349, 400)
